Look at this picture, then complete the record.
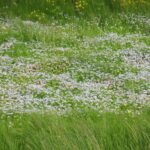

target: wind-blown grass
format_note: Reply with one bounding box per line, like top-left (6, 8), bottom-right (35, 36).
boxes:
top-left (0, 109), bottom-right (150, 150)
top-left (0, 1), bottom-right (150, 149)
top-left (0, 16), bottom-right (150, 149)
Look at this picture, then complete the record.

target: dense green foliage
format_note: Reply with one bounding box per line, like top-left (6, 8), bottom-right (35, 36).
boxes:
top-left (0, 1), bottom-right (150, 150)
top-left (0, 0), bottom-right (150, 21)
top-left (0, 110), bottom-right (150, 150)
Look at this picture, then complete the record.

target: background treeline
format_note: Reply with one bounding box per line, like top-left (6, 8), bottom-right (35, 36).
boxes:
top-left (0, 0), bottom-right (150, 20)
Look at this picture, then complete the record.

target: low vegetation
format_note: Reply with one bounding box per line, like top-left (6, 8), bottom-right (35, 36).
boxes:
top-left (0, 0), bottom-right (150, 149)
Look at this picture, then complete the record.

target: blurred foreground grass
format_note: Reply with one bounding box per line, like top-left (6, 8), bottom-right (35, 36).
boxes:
top-left (0, 1), bottom-right (150, 149)
top-left (0, 109), bottom-right (150, 150)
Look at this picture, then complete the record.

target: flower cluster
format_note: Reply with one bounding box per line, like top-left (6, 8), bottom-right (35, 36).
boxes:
top-left (29, 10), bottom-right (47, 22)
top-left (46, 0), bottom-right (55, 6)
top-left (75, 0), bottom-right (87, 11)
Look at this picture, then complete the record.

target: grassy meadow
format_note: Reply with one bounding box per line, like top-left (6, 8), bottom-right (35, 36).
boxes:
top-left (0, 0), bottom-right (150, 149)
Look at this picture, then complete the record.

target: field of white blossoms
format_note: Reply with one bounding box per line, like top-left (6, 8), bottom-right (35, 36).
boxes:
top-left (0, 13), bottom-right (150, 149)
top-left (0, 14), bottom-right (150, 115)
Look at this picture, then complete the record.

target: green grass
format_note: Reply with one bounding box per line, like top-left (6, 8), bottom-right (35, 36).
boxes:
top-left (2, 43), bottom-right (33, 57)
top-left (0, 109), bottom-right (150, 150)
top-left (0, 17), bottom-right (149, 112)
top-left (1, 0), bottom-right (150, 18)
top-left (0, 1), bottom-right (150, 149)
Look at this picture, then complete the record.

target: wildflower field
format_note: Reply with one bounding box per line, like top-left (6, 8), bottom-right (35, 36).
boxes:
top-left (0, 0), bottom-right (150, 149)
